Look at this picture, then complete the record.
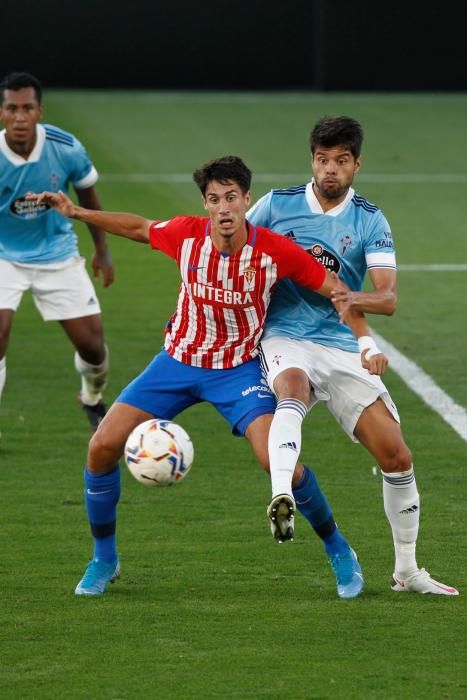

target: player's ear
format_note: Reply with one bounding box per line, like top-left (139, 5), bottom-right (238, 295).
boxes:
top-left (354, 156), bottom-right (362, 174)
top-left (244, 190), bottom-right (251, 207)
top-left (201, 196), bottom-right (208, 212)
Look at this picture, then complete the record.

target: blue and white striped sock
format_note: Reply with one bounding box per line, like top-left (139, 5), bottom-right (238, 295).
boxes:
top-left (382, 466), bottom-right (419, 577)
top-left (268, 398), bottom-right (307, 497)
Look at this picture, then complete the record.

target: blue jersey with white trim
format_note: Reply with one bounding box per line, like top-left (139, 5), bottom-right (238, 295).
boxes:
top-left (247, 182), bottom-right (396, 351)
top-left (0, 123), bottom-right (98, 264)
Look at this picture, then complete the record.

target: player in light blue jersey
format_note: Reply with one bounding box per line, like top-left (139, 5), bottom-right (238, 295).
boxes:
top-left (249, 116), bottom-right (458, 596)
top-left (0, 72), bottom-right (114, 430)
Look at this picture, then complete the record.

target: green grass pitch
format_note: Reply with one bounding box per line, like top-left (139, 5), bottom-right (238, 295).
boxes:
top-left (0, 92), bottom-right (466, 699)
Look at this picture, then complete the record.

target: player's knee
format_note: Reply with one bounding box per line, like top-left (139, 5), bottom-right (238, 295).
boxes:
top-left (87, 428), bottom-right (121, 473)
top-left (379, 443), bottom-right (412, 473)
top-left (274, 368), bottom-right (310, 404)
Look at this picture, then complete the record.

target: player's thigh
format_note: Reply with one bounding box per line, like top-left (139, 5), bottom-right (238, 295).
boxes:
top-left (319, 345), bottom-right (400, 442)
top-left (32, 256), bottom-right (102, 321)
top-left (0, 259), bottom-right (30, 313)
top-left (200, 358), bottom-right (276, 437)
top-left (0, 309), bottom-right (15, 355)
top-left (259, 336), bottom-right (317, 404)
top-left (88, 401), bottom-right (154, 472)
top-left (116, 349), bottom-right (200, 421)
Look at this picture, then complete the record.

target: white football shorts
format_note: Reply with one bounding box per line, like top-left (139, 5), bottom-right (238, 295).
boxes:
top-left (0, 256), bottom-right (102, 321)
top-left (259, 335), bottom-right (400, 442)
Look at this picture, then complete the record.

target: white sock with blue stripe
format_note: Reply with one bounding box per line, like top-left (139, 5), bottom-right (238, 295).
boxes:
top-left (268, 398), bottom-right (307, 498)
top-left (382, 466), bottom-right (419, 577)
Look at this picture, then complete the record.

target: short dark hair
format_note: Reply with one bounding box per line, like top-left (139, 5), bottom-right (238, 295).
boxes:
top-left (0, 72), bottom-right (43, 105)
top-left (310, 116), bottom-right (363, 159)
top-left (193, 155), bottom-right (252, 196)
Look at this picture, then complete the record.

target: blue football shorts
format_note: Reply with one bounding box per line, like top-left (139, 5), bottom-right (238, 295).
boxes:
top-left (116, 348), bottom-right (276, 436)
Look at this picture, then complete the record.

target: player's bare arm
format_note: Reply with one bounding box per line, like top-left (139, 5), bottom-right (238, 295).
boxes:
top-left (26, 190), bottom-right (152, 243)
top-left (76, 186), bottom-right (115, 287)
top-left (331, 268), bottom-right (397, 320)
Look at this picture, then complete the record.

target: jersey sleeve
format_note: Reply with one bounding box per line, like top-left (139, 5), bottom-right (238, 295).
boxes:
top-left (68, 137), bottom-right (98, 190)
top-left (364, 210), bottom-right (397, 270)
top-left (270, 233), bottom-right (327, 290)
top-left (247, 191), bottom-right (273, 227)
top-left (148, 215), bottom-right (198, 260)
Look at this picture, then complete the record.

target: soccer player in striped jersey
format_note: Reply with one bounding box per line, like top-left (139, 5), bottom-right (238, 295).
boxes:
top-left (30, 155), bottom-right (380, 597)
top-left (248, 116), bottom-right (458, 596)
top-left (0, 72), bottom-right (113, 431)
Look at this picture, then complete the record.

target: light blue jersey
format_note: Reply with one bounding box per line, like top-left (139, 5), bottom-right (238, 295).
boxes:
top-left (0, 123), bottom-right (98, 264)
top-left (248, 181), bottom-right (396, 352)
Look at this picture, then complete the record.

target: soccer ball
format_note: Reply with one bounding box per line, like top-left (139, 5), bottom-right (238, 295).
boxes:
top-left (124, 419), bottom-right (194, 487)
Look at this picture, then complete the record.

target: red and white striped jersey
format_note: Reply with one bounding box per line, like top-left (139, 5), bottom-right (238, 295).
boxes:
top-left (149, 216), bottom-right (326, 369)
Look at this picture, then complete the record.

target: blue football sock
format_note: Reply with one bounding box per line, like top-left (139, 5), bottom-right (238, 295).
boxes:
top-left (293, 465), bottom-right (349, 556)
top-left (84, 465), bottom-right (120, 564)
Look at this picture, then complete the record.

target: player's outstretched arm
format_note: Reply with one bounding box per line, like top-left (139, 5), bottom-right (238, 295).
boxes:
top-left (26, 190), bottom-right (152, 243)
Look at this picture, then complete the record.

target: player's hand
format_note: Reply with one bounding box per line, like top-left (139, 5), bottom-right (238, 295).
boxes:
top-left (329, 272), bottom-right (354, 322)
top-left (331, 284), bottom-right (357, 323)
top-left (92, 248), bottom-right (115, 288)
top-left (26, 190), bottom-right (77, 218)
top-left (361, 349), bottom-right (389, 375)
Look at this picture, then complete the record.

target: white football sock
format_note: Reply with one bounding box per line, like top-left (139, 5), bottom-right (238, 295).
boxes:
top-left (74, 346), bottom-right (109, 406)
top-left (382, 466), bottom-right (419, 577)
top-left (0, 356), bottom-right (5, 401)
top-left (268, 398), bottom-right (307, 498)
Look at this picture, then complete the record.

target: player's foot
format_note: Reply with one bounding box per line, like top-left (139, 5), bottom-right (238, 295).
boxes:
top-left (391, 568), bottom-right (459, 595)
top-left (74, 558), bottom-right (120, 596)
top-left (329, 548), bottom-right (364, 599)
top-left (267, 494), bottom-right (295, 543)
top-left (79, 397), bottom-right (107, 432)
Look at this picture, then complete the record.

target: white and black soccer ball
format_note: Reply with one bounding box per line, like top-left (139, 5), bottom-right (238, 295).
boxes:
top-left (124, 419), bottom-right (194, 487)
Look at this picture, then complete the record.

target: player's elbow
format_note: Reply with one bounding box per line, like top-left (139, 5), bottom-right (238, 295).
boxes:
top-left (385, 293), bottom-right (398, 315)
top-left (135, 221), bottom-right (151, 243)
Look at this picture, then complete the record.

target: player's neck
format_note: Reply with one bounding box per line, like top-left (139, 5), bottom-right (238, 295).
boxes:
top-left (5, 132), bottom-right (37, 160)
top-left (312, 182), bottom-right (349, 213)
top-left (210, 221), bottom-right (248, 255)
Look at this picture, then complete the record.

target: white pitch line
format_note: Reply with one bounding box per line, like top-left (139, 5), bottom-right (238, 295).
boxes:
top-left (99, 173), bottom-right (467, 184)
top-left (398, 264), bottom-right (467, 271)
top-left (371, 330), bottom-right (467, 442)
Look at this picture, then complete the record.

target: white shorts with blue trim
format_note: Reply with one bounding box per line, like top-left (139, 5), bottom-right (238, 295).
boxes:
top-left (259, 335), bottom-right (399, 442)
top-left (0, 256), bottom-right (101, 320)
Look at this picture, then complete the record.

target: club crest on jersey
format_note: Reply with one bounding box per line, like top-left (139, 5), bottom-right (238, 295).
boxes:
top-left (49, 172), bottom-right (61, 191)
top-left (10, 196), bottom-right (50, 220)
top-left (243, 265), bottom-right (256, 285)
top-left (340, 234), bottom-right (353, 255)
top-left (307, 244), bottom-right (341, 273)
